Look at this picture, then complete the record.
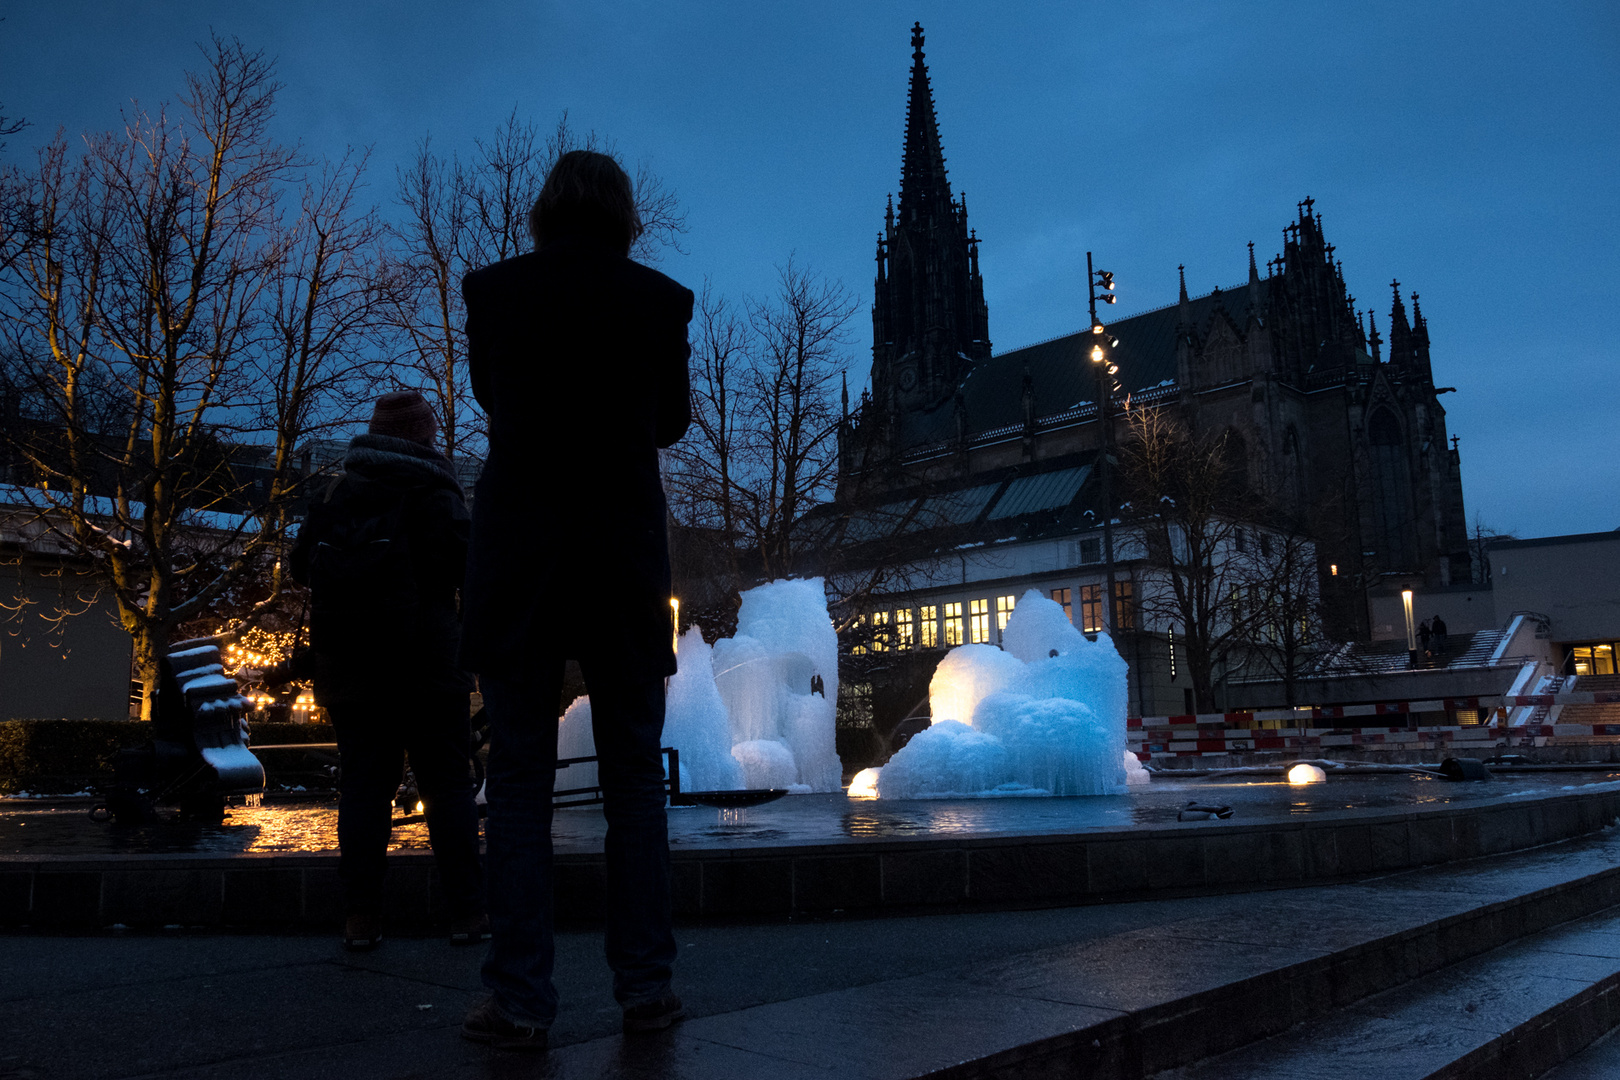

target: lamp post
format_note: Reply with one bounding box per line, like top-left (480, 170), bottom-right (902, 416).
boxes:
top-left (1087, 251), bottom-right (1122, 636)
top-left (1401, 588), bottom-right (1416, 668)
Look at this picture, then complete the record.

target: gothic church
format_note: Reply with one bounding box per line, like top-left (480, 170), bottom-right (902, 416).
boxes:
top-left (833, 24), bottom-right (1470, 649)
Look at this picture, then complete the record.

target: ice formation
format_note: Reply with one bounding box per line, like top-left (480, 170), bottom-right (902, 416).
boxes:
top-left (710, 578), bottom-right (841, 792)
top-left (874, 589), bottom-right (1132, 799)
top-left (556, 578), bottom-right (842, 796)
top-left (555, 695), bottom-right (599, 795)
top-left (1124, 750), bottom-right (1150, 785)
top-left (663, 628), bottom-right (745, 792)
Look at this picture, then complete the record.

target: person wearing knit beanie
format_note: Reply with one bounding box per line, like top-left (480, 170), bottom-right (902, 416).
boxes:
top-left (368, 390), bottom-right (439, 446)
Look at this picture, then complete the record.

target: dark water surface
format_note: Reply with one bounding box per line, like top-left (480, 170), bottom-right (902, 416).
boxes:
top-left (6, 772), bottom-right (1619, 857)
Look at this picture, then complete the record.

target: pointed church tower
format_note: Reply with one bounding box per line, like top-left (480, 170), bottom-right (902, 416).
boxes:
top-left (871, 22), bottom-right (991, 430)
top-left (1265, 197), bottom-right (1363, 376)
top-left (1387, 279), bottom-right (1411, 364)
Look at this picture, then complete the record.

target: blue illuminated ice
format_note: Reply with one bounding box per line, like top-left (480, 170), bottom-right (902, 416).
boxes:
top-left (874, 590), bottom-right (1133, 798)
top-left (560, 578), bottom-right (842, 795)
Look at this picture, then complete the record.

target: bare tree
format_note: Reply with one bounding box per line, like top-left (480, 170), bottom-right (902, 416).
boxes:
top-left (1116, 405), bottom-right (1265, 713)
top-left (385, 113), bottom-right (688, 465)
top-left (0, 37), bottom-right (385, 719)
top-left (665, 281), bottom-right (749, 550)
top-left (665, 260), bottom-right (855, 594)
top-left (741, 260), bottom-right (855, 579)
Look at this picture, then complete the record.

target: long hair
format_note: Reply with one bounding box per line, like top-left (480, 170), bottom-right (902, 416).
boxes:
top-left (529, 149), bottom-right (643, 255)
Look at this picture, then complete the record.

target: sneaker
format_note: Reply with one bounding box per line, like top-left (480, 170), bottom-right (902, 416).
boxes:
top-left (461, 996), bottom-right (549, 1051)
top-left (449, 913), bottom-right (490, 946)
top-left (343, 913), bottom-right (382, 952)
top-left (622, 989), bottom-right (685, 1033)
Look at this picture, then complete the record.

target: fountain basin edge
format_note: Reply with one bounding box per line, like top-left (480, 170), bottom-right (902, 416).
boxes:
top-left (4, 784), bottom-right (1619, 932)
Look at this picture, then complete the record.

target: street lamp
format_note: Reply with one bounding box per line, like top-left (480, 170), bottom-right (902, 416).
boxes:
top-left (1087, 251), bottom-right (1120, 637)
top-left (1401, 588), bottom-right (1416, 668)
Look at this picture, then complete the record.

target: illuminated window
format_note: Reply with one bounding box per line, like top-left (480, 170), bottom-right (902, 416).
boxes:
top-left (895, 608), bottom-right (914, 650)
top-left (969, 599), bottom-right (990, 644)
top-left (850, 613), bottom-right (868, 655)
top-left (1051, 587), bottom-right (1072, 623)
top-left (996, 594), bottom-right (1016, 638)
top-left (919, 605), bottom-right (938, 648)
top-left (1574, 645), bottom-right (1617, 677)
top-left (944, 601), bottom-right (964, 646)
top-left (1112, 580), bottom-right (1135, 631)
top-left (1080, 584), bottom-right (1103, 633)
top-left (871, 609), bottom-right (889, 652)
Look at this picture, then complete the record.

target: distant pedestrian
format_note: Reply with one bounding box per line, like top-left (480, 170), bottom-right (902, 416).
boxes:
top-left (278, 390), bottom-right (484, 952)
top-left (1418, 618), bottom-right (1432, 654)
top-left (1432, 614), bottom-right (1448, 648)
top-left (458, 149), bottom-right (694, 1052)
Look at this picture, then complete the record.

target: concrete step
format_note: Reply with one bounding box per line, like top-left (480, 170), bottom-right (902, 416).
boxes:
top-left (524, 829), bottom-right (1620, 1079)
top-left (1540, 1024), bottom-right (1620, 1078)
top-left (1154, 907), bottom-right (1620, 1079)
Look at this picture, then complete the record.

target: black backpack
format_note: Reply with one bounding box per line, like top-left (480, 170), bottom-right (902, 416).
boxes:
top-left (306, 478), bottom-right (424, 662)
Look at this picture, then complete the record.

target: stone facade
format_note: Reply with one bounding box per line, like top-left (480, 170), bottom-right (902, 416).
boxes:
top-left (836, 24), bottom-right (1470, 648)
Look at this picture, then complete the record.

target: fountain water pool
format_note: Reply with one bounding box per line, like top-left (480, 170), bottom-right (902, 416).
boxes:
top-left (8, 770), bottom-right (1620, 856)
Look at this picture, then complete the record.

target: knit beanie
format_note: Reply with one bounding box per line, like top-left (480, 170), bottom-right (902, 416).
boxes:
top-left (368, 390), bottom-right (438, 445)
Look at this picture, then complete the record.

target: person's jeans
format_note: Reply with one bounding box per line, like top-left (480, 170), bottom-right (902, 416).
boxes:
top-left (480, 658), bottom-right (675, 1026)
top-left (327, 692), bottom-right (483, 919)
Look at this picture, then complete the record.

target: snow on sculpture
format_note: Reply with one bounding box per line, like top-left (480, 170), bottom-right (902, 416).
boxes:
top-left (874, 589), bottom-right (1133, 798)
top-left (557, 578), bottom-right (842, 797)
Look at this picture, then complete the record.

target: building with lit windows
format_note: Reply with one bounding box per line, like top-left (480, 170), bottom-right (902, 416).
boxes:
top-left (820, 24), bottom-right (1470, 727)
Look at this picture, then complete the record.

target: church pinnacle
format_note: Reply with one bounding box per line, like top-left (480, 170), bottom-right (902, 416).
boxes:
top-left (899, 21), bottom-right (951, 226)
top-left (869, 22), bottom-right (991, 421)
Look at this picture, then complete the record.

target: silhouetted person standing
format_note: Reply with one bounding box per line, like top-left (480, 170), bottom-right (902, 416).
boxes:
top-left (284, 391), bottom-right (483, 951)
top-left (458, 150), bottom-right (693, 1052)
top-left (1432, 614), bottom-right (1448, 649)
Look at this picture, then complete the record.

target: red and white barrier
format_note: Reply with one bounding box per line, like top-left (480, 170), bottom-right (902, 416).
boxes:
top-left (1128, 697), bottom-right (1498, 730)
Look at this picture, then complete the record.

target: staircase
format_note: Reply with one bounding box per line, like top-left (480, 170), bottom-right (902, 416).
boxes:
top-left (1311, 628), bottom-right (1511, 676)
top-left (1559, 674), bottom-right (1620, 727)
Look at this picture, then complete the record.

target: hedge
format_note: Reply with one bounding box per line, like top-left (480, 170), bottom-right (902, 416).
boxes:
top-left (0, 718), bottom-right (336, 794)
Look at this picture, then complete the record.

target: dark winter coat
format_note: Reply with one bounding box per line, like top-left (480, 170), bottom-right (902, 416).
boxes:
top-left (289, 433), bottom-right (473, 705)
top-left (459, 233), bottom-right (693, 677)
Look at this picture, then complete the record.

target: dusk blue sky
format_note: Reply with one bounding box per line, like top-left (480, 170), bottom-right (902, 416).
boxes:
top-left (2, 2), bottom-right (1615, 539)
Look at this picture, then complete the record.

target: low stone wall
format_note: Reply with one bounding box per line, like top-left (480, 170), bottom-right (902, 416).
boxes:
top-left (6, 783), bottom-right (1620, 932)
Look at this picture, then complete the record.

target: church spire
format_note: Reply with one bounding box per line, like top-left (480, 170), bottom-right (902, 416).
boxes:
top-left (899, 22), bottom-right (951, 225)
top-left (1388, 279), bottom-right (1411, 366)
top-left (867, 23), bottom-right (991, 428)
top-left (1177, 264), bottom-right (1190, 327)
top-left (1246, 241), bottom-right (1262, 318)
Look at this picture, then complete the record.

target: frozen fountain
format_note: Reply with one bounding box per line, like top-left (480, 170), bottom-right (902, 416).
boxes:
top-left (865, 590), bottom-right (1136, 799)
top-left (560, 577), bottom-right (842, 797)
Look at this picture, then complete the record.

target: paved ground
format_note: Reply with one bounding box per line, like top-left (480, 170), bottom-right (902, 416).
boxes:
top-left (1, 894), bottom-right (1234, 1079)
top-left (8, 829), bottom-right (1620, 1080)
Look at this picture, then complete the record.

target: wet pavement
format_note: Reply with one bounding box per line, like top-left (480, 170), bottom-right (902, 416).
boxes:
top-left (7, 769), bottom-right (1620, 856)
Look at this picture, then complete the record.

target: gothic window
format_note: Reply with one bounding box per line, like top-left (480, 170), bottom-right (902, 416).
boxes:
top-left (1368, 408), bottom-right (1413, 569)
top-left (1222, 429), bottom-right (1249, 495)
top-left (1282, 424), bottom-right (1305, 510)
